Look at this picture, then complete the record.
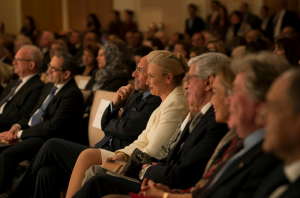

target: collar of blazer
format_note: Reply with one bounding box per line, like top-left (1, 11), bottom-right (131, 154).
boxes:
top-left (204, 140), bottom-right (264, 197)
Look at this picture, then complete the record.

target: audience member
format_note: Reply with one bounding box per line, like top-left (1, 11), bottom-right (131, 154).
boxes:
top-left (120, 10), bottom-right (138, 40)
top-left (0, 41), bottom-right (11, 65)
top-left (201, 30), bottom-right (214, 44)
top-left (20, 16), bottom-right (37, 43)
top-left (75, 43), bottom-right (100, 76)
top-left (76, 31), bottom-right (98, 67)
top-left (185, 4), bottom-right (205, 37)
top-left (245, 29), bottom-right (263, 43)
top-left (191, 32), bottom-right (205, 47)
top-left (145, 38), bottom-right (164, 51)
top-left (0, 51), bottom-right (84, 196)
top-left (85, 44), bottom-right (128, 92)
top-left (273, 37), bottom-right (300, 66)
top-left (213, 5), bottom-right (229, 40)
top-left (66, 51), bottom-right (189, 198)
top-left (281, 26), bottom-right (298, 38)
top-left (70, 53), bottom-right (230, 198)
top-left (0, 22), bottom-right (5, 37)
top-left (10, 55), bottom-right (162, 198)
top-left (14, 34), bottom-right (33, 53)
top-left (0, 45), bottom-right (44, 132)
top-left (206, 38), bottom-right (226, 54)
top-left (240, 2), bottom-right (261, 29)
top-left (189, 46), bottom-right (209, 59)
top-left (272, 0), bottom-right (299, 40)
top-left (260, 6), bottom-right (272, 39)
top-left (132, 31), bottom-right (144, 49)
top-left (206, 1), bottom-right (221, 34)
top-left (87, 14), bottom-right (101, 38)
top-left (253, 67), bottom-right (300, 198)
top-left (108, 10), bottom-right (122, 37)
top-left (155, 31), bottom-right (170, 51)
top-left (225, 11), bottom-right (252, 49)
top-left (231, 45), bottom-right (246, 59)
top-left (49, 40), bottom-right (68, 60)
top-left (69, 30), bottom-right (83, 56)
top-left (39, 30), bottom-right (55, 73)
top-left (133, 46), bottom-right (153, 66)
top-left (246, 39), bottom-right (269, 53)
top-left (173, 41), bottom-right (192, 61)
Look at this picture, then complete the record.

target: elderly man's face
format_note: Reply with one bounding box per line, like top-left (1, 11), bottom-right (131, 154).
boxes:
top-left (39, 32), bottom-right (52, 48)
top-left (186, 63), bottom-right (207, 108)
top-left (263, 73), bottom-right (300, 160)
top-left (192, 33), bottom-right (204, 47)
top-left (13, 48), bottom-right (33, 78)
top-left (227, 73), bottom-right (258, 138)
top-left (132, 56), bottom-right (149, 92)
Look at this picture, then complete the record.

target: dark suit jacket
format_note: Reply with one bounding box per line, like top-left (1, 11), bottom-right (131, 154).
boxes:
top-left (144, 106), bottom-right (228, 189)
top-left (252, 162), bottom-right (300, 198)
top-left (100, 92), bottom-right (161, 152)
top-left (74, 45), bottom-right (84, 67)
top-left (85, 70), bottom-right (128, 92)
top-left (244, 12), bottom-right (261, 30)
top-left (185, 16), bottom-right (205, 37)
top-left (17, 78), bottom-right (84, 142)
top-left (198, 141), bottom-right (281, 198)
top-left (0, 75), bottom-right (44, 132)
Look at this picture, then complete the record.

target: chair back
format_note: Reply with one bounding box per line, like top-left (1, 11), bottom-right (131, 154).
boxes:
top-left (74, 75), bottom-right (91, 89)
top-left (88, 90), bottom-right (116, 147)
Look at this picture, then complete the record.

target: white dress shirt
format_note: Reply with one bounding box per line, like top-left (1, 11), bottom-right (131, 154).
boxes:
top-left (0, 73), bottom-right (38, 114)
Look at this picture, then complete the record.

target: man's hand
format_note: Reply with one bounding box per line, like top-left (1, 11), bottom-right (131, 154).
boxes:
top-left (6, 125), bottom-right (20, 141)
top-left (0, 131), bottom-right (9, 140)
top-left (116, 108), bottom-right (124, 119)
top-left (112, 84), bottom-right (133, 107)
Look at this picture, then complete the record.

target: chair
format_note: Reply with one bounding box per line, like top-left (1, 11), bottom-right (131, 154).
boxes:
top-left (88, 90), bottom-right (116, 147)
top-left (74, 75), bottom-right (91, 89)
top-left (81, 90), bottom-right (92, 104)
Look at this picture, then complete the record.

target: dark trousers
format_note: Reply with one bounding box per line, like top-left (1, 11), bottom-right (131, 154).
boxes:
top-left (10, 138), bottom-right (89, 198)
top-left (0, 137), bottom-right (45, 193)
top-left (73, 173), bottom-right (141, 198)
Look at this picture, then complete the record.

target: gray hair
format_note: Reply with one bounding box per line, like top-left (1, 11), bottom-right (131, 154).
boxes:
top-left (55, 52), bottom-right (77, 76)
top-left (188, 52), bottom-right (231, 79)
top-left (232, 51), bottom-right (291, 102)
top-left (20, 45), bottom-right (43, 71)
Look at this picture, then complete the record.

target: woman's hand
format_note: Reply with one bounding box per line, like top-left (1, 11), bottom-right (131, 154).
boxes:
top-left (104, 154), bottom-right (124, 163)
top-left (139, 178), bottom-right (166, 198)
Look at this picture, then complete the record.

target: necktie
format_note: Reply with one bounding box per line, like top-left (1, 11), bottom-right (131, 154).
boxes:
top-left (94, 93), bottom-right (144, 148)
top-left (192, 137), bottom-right (244, 196)
top-left (31, 86), bottom-right (58, 126)
top-left (0, 79), bottom-right (22, 107)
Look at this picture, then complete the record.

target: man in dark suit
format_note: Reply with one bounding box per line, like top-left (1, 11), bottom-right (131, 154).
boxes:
top-left (271, 0), bottom-right (300, 40)
top-left (8, 55), bottom-right (160, 198)
top-left (0, 52), bottom-right (84, 195)
top-left (185, 4), bottom-right (205, 38)
top-left (67, 53), bottom-right (230, 198)
top-left (252, 68), bottom-right (300, 198)
top-left (189, 53), bottom-right (289, 198)
top-left (0, 45), bottom-right (44, 133)
top-left (206, 1), bottom-right (220, 33)
top-left (240, 2), bottom-right (261, 30)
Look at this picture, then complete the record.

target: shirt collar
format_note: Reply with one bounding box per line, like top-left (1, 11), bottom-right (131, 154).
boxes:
top-left (201, 102), bottom-right (211, 115)
top-left (21, 73), bottom-right (38, 84)
top-left (142, 90), bottom-right (151, 99)
top-left (243, 128), bottom-right (264, 149)
top-left (54, 78), bottom-right (71, 92)
top-left (284, 159), bottom-right (300, 183)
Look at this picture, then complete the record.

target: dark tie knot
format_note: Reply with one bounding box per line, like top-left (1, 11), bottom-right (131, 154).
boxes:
top-left (50, 86), bottom-right (58, 95)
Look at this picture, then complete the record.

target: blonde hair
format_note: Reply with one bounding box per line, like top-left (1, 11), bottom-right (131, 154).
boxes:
top-left (207, 38), bottom-right (226, 54)
top-left (232, 51), bottom-right (291, 102)
top-left (215, 62), bottom-right (235, 94)
top-left (147, 50), bottom-right (188, 86)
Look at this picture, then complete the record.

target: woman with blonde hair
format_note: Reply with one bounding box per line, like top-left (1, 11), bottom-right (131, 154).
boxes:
top-left (65, 50), bottom-right (189, 198)
top-left (206, 38), bottom-right (226, 54)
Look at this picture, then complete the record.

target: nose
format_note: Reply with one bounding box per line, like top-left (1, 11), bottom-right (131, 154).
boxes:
top-left (46, 66), bottom-right (52, 75)
top-left (146, 76), bottom-right (150, 85)
top-left (132, 70), bottom-right (137, 78)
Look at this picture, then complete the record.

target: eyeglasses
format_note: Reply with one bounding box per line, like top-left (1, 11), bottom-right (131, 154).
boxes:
top-left (13, 58), bottom-right (32, 63)
top-left (135, 67), bottom-right (145, 74)
top-left (187, 75), bottom-right (200, 81)
top-left (47, 64), bottom-right (65, 72)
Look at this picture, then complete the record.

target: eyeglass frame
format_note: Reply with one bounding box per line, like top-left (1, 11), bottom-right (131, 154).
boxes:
top-left (47, 63), bottom-right (65, 72)
top-left (135, 67), bottom-right (146, 74)
top-left (13, 58), bottom-right (32, 63)
top-left (187, 75), bottom-right (200, 81)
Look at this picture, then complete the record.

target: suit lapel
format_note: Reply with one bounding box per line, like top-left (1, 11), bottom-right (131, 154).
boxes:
top-left (10, 75), bottom-right (39, 100)
top-left (206, 141), bottom-right (263, 196)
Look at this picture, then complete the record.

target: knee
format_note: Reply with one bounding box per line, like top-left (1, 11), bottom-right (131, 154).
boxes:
top-left (40, 138), bottom-right (66, 153)
top-left (77, 148), bottom-right (101, 164)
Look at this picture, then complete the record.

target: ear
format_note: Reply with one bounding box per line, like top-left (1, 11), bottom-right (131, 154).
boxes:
top-left (204, 75), bottom-right (215, 91)
top-left (63, 70), bottom-right (72, 80)
top-left (29, 61), bottom-right (35, 70)
top-left (165, 73), bottom-right (174, 85)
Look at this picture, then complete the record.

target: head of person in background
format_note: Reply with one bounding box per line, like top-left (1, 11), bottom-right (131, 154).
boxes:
top-left (13, 45), bottom-right (42, 78)
top-left (187, 52), bottom-right (230, 114)
top-left (125, 31), bottom-right (134, 47)
top-left (80, 43), bottom-right (100, 76)
top-left (188, 4), bottom-right (198, 18)
top-left (273, 37), bottom-right (300, 66)
top-left (246, 38), bottom-right (270, 54)
top-left (146, 51), bottom-right (188, 101)
top-left (39, 30), bottom-right (55, 49)
top-left (260, 5), bottom-right (269, 19)
top-left (211, 1), bottom-right (220, 12)
top-left (109, 10), bottom-right (121, 23)
top-left (87, 13), bottom-right (101, 32)
top-left (239, 2), bottom-right (249, 14)
top-left (155, 31), bottom-right (169, 49)
top-left (0, 22), bottom-right (5, 37)
top-left (191, 32), bottom-right (205, 47)
top-left (132, 31), bottom-right (144, 48)
top-left (173, 41), bottom-right (192, 61)
top-left (281, 26), bottom-right (298, 38)
top-left (145, 38), bottom-right (164, 51)
top-left (245, 30), bottom-right (263, 43)
top-left (47, 52), bottom-right (77, 85)
top-left (82, 31), bottom-right (98, 48)
top-left (69, 30), bottom-right (82, 47)
top-left (230, 10), bottom-right (243, 26)
top-left (189, 46), bottom-right (209, 59)
top-left (201, 30), bottom-right (214, 44)
top-left (227, 52), bottom-right (291, 137)
top-left (211, 61), bottom-right (234, 123)
top-left (263, 67), bottom-right (300, 165)
top-left (171, 32), bottom-right (184, 44)
top-left (124, 10), bottom-right (134, 23)
top-left (14, 35), bottom-right (33, 53)
top-left (206, 39), bottom-right (227, 54)
top-left (20, 16), bottom-right (36, 37)
top-left (229, 36), bottom-right (247, 52)
top-left (133, 46), bottom-right (153, 66)
top-left (231, 45), bottom-right (246, 59)
top-left (49, 40), bottom-right (68, 59)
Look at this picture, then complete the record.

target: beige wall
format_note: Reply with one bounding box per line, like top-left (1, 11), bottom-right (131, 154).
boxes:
top-left (0, 0), bottom-right (22, 35)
